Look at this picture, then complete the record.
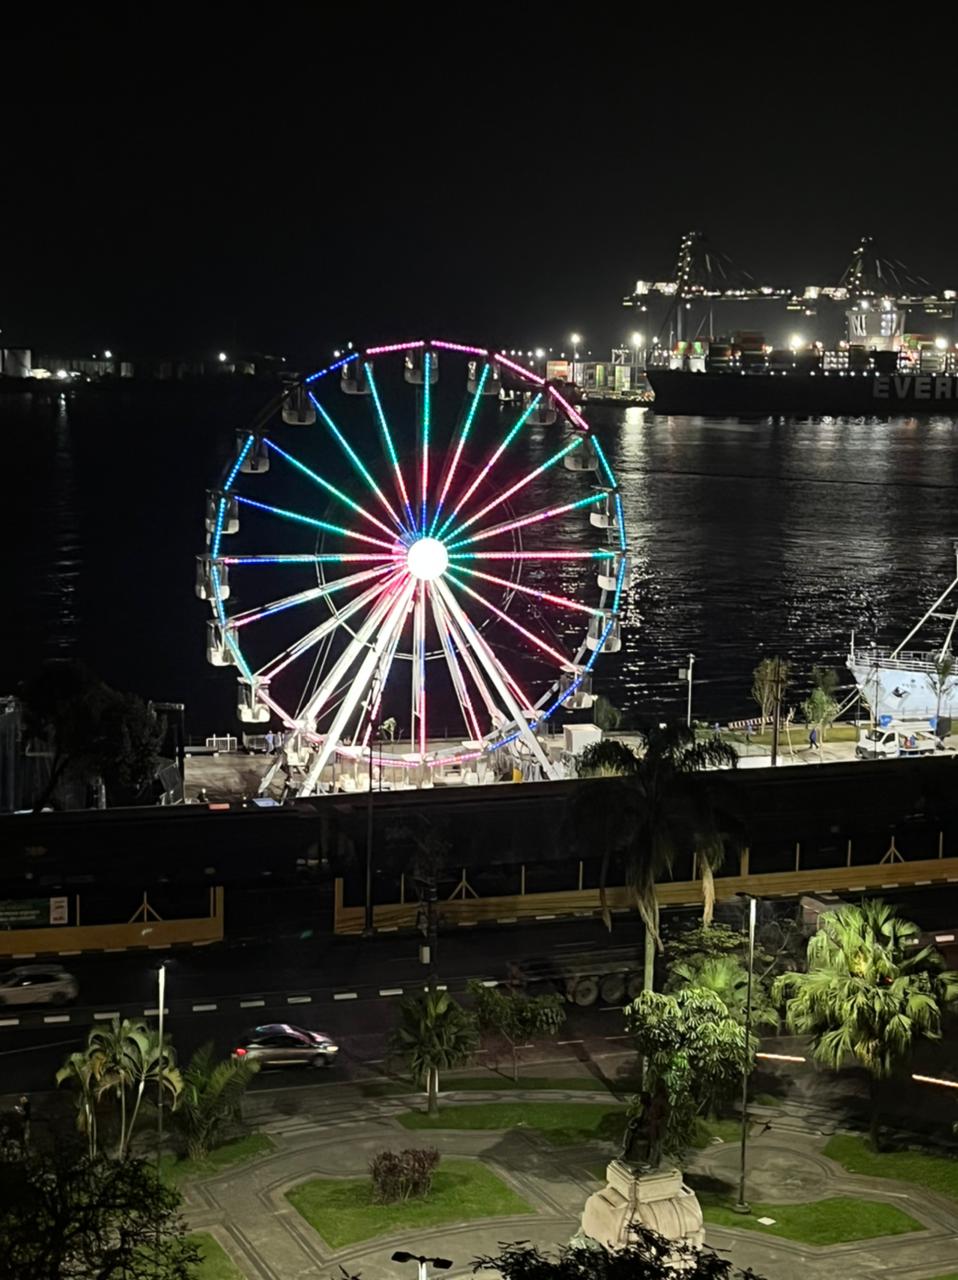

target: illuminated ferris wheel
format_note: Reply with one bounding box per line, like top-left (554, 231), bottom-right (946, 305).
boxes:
top-left (197, 338), bottom-right (628, 795)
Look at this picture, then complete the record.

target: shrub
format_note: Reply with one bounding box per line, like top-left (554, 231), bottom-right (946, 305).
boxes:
top-left (369, 1147), bottom-right (440, 1203)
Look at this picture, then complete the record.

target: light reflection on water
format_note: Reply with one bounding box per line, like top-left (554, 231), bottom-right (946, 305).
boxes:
top-left (3, 389), bottom-right (958, 728)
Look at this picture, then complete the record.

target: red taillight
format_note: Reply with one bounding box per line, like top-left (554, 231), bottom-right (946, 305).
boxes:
top-left (234, 1047), bottom-right (247, 1056)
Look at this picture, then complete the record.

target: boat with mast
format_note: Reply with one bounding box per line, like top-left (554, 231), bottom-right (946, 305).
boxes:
top-left (847, 548), bottom-right (958, 729)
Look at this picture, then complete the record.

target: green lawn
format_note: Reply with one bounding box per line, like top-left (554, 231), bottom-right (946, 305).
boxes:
top-left (162, 1133), bottom-right (275, 1186)
top-left (189, 1232), bottom-right (245, 1280)
top-left (703, 1195), bottom-right (922, 1245)
top-left (692, 1118), bottom-right (744, 1148)
top-left (398, 1101), bottom-right (627, 1147)
top-left (825, 1134), bottom-right (958, 1202)
top-left (286, 1158), bottom-right (531, 1247)
top-left (362, 1074), bottom-right (617, 1097)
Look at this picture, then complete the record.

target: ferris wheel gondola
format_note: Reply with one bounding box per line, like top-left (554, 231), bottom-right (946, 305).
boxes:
top-left (198, 339), bottom-right (628, 795)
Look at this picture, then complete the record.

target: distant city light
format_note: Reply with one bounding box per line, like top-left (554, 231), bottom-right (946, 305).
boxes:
top-left (789, 333), bottom-right (805, 351)
top-left (104, 349), bottom-right (112, 359)
top-left (570, 333), bottom-right (582, 347)
top-left (56, 369), bottom-right (69, 380)
top-left (218, 352), bottom-right (228, 363)
top-left (534, 348), bottom-right (545, 359)
top-left (631, 331), bottom-right (644, 347)
top-left (935, 336), bottom-right (948, 351)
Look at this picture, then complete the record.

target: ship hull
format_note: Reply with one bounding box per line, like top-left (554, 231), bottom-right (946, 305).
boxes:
top-left (848, 654), bottom-right (957, 726)
top-left (647, 369), bottom-right (958, 416)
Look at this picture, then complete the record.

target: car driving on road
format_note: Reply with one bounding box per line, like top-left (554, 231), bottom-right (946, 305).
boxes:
top-left (0, 964), bottom-right (79, 1007)
top-left (232, 1023), bottom-right (339, 1069)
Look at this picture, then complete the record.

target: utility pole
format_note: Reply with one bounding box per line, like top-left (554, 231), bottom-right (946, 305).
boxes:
top-left (733, 895), bottom-right (757, 1215)
top-left (680, 654), bottom-right (696, 728)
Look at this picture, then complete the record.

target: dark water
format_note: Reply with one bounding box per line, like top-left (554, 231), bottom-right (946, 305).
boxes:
top-left (4, 384), bottom-right (958, 734)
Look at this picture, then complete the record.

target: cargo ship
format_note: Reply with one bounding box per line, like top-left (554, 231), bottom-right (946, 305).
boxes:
top-left (647, 333), bottom-right (958, 417)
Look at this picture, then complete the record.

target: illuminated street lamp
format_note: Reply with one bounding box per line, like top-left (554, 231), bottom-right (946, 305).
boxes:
top-left (570, 332), bottom-right (582, 359)
top-left (104, 349), bottom-right (113, 359)
top-left (156, 961), bottom-right (168, 1171)
top-left (789, 333), bottom-right (805, 352)
top-left (631, 331), bottom-right (645, 377)
top-left (935, 336), bottom-right (948, 352)
top-left (392, 1253), bottom-right (453, 1280)
top-left (218, 351), bottom-right (228, 363)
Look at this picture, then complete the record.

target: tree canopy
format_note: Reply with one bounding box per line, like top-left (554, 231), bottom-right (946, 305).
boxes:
top-left (774, 900), bottom-right (958, 1147)
top-left (624, 988), bottom-right (751, 1166)
top-left (0, 1147), bottom-right (198, 1280)
top-left (474, 1229), bottom-right (766, 1280)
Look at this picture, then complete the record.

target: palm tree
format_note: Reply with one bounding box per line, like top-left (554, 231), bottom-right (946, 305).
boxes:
top-left (55, 1050), bottom-right (103, 1157)
top-left (122, 1023), bottom-right (182, 1156)
top-left (666, 955), bottom-right (778, 1032)
top-left (774, 901), bottom-right (958, 1149)
top-left (572, 723), bottom-right (739, 986)
top-left (928, 653), bottom-right (955, 736)
top-left (86, 1017), bottom-right (181, 1159)
top-left (391, 991), bottom-right (478, 1117)
top-left (174, 1042), bottom-right (259, 1160)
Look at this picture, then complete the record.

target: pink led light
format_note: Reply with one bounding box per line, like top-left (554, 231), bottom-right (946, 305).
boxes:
top-left (453, 565), bottom-right (602, 615)
top-left (220, 554), bottom-right (402, 564)
top-left (446, 574), bottom-right (569, 664)
top-left (452, 438), bottom-right (583, 537)
top-left (451, 493), bottom-right (604, 547)
top-left (494, 352), bottom-right (545, 385)
top-left (449, 550), bottom-right (613, 561)
top-left (549, 385), bottom-right (590, 430)
top-left (365, 340), bottom-right (426, 355)
top-left (430, 338), bottom-right (489, 355)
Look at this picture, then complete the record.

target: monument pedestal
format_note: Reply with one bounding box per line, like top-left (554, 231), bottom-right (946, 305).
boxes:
top-left (580, 1159), bottom-right (704, 1250)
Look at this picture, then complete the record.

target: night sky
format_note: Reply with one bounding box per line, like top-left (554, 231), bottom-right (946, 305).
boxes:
top-left (5, 20), bottom-right (956, 363)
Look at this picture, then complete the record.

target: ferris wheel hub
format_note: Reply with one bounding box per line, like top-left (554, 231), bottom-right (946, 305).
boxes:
top-left (406, 536), bottom-right (449, 581)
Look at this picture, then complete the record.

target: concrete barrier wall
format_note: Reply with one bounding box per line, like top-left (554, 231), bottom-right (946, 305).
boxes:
top-left (0, 887), bottom-right (224, 956)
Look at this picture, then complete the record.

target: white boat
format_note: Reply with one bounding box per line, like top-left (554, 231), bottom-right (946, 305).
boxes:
top-left (847, 549), bottom-right (958, 728)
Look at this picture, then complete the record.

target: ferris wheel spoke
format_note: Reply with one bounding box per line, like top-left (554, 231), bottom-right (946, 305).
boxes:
top-left (228, 564), bottom-right (396, 629)
top-left (412, 581), bottom-right (428, 757)
top-left (446, 491), bottom-right (606, 550)
top-left (296, 574), bottom-right (412, 729)
top-left (428, 362), bottom-right (489, 537)
top-left (444, 436), bottom-right (585, 543)
top-left (263, 438), bottom-right (398, 539)
top-left (357, 623), bottom-right (404, 749)
top-left (366, 363), bottom-right (416, 532)
top-left (431, 588), bottom-right (501, 725)
top-left (234, 495), bottom-right (399, 552)
top-left (308, 392), bottom-right (405, 533)
top-left (220, 553), bottom-right (398, 565)
top-left (418, 353), bottom-right (433, 533)
top-left (449, 549), bottom-right (615, 562)
top-left (446, 564), bottom-right (603, 616)
top-left (299, 578), bottom-right (417, 795)
top-left (254, 570), bottom-right (404, 680)
top-left (432, 577), bottom-right (558, 779)
top-left (433, 393), bottom-right (543, 541)
top-left (428, 586), bottom-right (484, 743)
top-left (444, 572), bottom-right (574, 665)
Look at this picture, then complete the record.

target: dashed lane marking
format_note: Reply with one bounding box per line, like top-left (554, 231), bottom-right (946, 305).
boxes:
top-left (94, 1011), bottom-right (119, 1020)
top-left (240, 999), bottom-right (266, 1008)
top-left (288, 995), bottom-right (312, 1004)
top-left (604, 1034), bottom-right (630, 1040)
top-left (192, 1003), bottom-right (218, 1012)
top-left (144, 1007), bottom-right (169, 1016)
top-left (332, 992), bottom-right (357, 1001)
top-left (0, 1018), bottom-right (20, 1027)
top-left (43, 1014), bottom-right (70, 1024)
top-left (557, 1039), bottom-right (584, 1046)
top-left (380, 988), bottom-right (404, 997)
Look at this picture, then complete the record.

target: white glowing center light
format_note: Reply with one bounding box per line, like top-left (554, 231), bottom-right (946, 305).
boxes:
top-left (406, 536), bottom-right (449, 581)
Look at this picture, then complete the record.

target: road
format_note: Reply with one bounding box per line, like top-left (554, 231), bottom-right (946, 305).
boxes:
top-left (0, 916), bottom-right (647, 1097)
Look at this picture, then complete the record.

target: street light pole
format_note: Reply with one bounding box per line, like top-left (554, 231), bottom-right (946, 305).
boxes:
top-left (392, 1252), bottom-right (453, 1280)
top-left (734, 895), bottom-right (757, 1214)
top-left (684, 653), bottom-right (695, 728)
top-left (156, 962), bottom-right (167, 1172)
